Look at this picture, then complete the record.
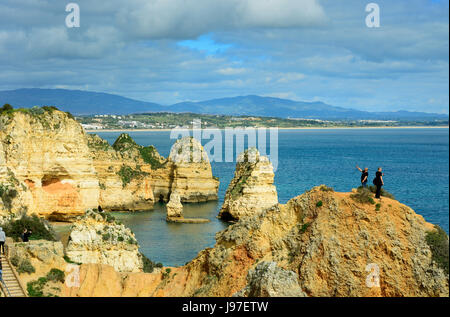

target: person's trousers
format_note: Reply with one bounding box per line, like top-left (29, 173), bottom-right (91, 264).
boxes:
top-left (375, 185), bottom-right (382, 198)
top-left (362, 182), bottom-right (368, 188)
top-left (0, 241), bottom-right (5, 254)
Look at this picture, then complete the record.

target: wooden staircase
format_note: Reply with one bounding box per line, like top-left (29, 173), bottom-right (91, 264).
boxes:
top-left (1, 250), bottom-right (27, 297)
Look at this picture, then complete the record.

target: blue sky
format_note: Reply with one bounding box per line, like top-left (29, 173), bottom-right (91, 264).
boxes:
top-left (0, 0), bottom-right (448, 113)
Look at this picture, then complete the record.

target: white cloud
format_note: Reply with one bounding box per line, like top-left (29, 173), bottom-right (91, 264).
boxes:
top-left (116, 0), bottom-right (326, 39)
top-left (216, 67), bottom-right (247, 75)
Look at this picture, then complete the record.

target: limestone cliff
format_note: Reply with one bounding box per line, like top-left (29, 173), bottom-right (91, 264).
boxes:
top-left (8, 239), bottom-right (67, 287)
top-left (87, 134), bottom-right (155, 212)
top-left (219, 148), bottom-right (278, 221)
top-left (152, 137), bottom-right (219, 203)
top-left (0, 108), bottom-right (99, 218)
top-left (0, 109), bottom-right (218, 218)
top-left (65, 209), bottom-right (142, 273)
top-left (61, 186), bottom-right (449, 297)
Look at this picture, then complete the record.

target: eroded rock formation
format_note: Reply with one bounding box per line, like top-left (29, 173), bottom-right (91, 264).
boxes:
top-left (152, 137), bottom-right (219, 203)
top-left (219, 147), bottom-right (278, 221)
top-left (166, 191), bottom-right (210, 224)
top-left (0, 109), bottom-right (219, 218)
top-left (59, 186), bottom-right (449, 297)
top-left (0, 109), bottom-right (99, 218)
top-left (166, 192), bottom-right (183, 220)
top-left (65, 209), bottom-right (143, 272)
top-left (233, 262), bottom-right (306, 297)
top-left (12, 185), bottom-right (449, 298)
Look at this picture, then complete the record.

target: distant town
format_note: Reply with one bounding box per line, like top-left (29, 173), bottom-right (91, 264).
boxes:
top-left (76, 112), bottom-right (449, 131)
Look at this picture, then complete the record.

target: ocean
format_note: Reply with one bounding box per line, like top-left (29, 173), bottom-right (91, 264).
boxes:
top-left (92, 128), bottom-right (449, 266)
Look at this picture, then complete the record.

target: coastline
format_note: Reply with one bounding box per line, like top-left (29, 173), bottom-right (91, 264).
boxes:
top-left (85, 125), bottom-right (449, 133)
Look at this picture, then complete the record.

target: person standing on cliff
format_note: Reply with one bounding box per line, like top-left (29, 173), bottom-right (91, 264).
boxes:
top-left (21, 228), bottom-right (32, 242)
top-left (356, 165), bottom-right (369, 188)
top-left (373, 167), bottom-right (384, 199)
top-left (0, 227), bottom-right (6, 255)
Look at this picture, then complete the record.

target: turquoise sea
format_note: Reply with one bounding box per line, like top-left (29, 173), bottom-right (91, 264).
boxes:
top-left (92, 128), bottom-right (449, 266)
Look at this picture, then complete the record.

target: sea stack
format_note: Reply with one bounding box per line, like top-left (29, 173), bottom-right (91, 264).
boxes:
top-left (151, 136), bottom-right (220, 203)
top-left (219, 147), bottom-right (278, 221)
top-left (166, 191), bottom-right (210, 224)
top-left (166, 191), bottom-right (183, 220)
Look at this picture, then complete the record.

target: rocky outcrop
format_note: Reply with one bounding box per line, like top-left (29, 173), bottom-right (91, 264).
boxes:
top-left (219, 148), bottom-right (278, 221)
top-left (234, 262), bottom-right (306, 297)
top-left (108, 186), bottom-right (446, 297)
top-left (65, 210), bottom-right (143, 272)
top-left (88, 134), bottom-right (155, 212)
top-left (8, 239), bottom-right (67, 286)
top-left (166, 192), bottom-right (183, 220)
top-left (1, 109), bottom-right (218, 218)
top-left (166, 191), bottom-right (210, 224)
top-left (62, 263), bottom-right (164, 297)
top-left (0, 108), bottom-right (99, 218)
top-left (45, 186), bottom-right (450, 297)
top-left (152, 137), bottom-right (219, 203)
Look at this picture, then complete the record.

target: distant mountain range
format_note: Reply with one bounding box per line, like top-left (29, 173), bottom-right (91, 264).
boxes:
top-left (0, 88), bottom-right (448, 121)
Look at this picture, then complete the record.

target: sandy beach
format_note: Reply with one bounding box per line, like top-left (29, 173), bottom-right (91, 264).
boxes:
top-left (85, 126), bottom-right (449, 133)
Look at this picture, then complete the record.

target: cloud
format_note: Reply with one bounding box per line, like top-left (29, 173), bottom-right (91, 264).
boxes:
top-left (0, 0), bottom-right (447, 113)
top-left (116, 0), bottom-right (326, 39)
top-left (216, 67), bottom-right (247, 76)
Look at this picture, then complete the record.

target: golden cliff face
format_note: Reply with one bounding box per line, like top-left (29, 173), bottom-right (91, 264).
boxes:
top-left (0, 110), bottom-right (218, 218)
top-left (0, 109), bottom-right (99, 218)
top-left (151, 137), bottom-right (219, 203)
top-left (219, 147), bottom-right (278, 221)
top-left (87, 134), bottom-right (155, 212)
top-left (61, 186), bottom-right (448, 297)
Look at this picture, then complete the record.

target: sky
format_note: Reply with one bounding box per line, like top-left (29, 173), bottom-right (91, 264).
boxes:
top-left (0, 0), bottom-right (448, 113)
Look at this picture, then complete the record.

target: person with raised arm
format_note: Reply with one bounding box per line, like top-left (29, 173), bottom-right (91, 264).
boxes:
top-left (356, 165), bottom-right (369, 188)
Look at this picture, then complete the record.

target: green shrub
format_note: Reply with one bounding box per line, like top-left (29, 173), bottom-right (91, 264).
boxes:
top-left (10, 255), bottom-right (20, 267)
top-left (2, 214), bottom-right (56, 242)
top-left (27, 277), bottom-right (47, 297)
top-left (116, 165), bottom-right (148, 188)
top-left (27, 268), bottom-right (65, 297)
top-left (426, 225), bottom-right (449, 275)
top-left (17, 259), bottom-right (35, 274)
top-left (46, 268), bottom-right (65, 283)
top-left (102, 233), bottom-right (111, 241)
top-left (0, 103), bottom-right (13, 114)
top-left (375, 203), bottom-right (381, 211)
top-left (42, 106), bottom-right (58, 112)
top-left (351, 187), bottom-right (376, 205)
top-left (367, 185), bottom-right (395, 199)
top-left (316, 201), bottom-right (323, 207)
top-left (139, 146), bottom-right (164, 169)
top-left (162, 268), bottom-right (172, 279)
top-left (117, 236), bottom-right (124, 242)
top-left (300, 223), bottom-right (310, 234)
top-left (0, 184), bottom-right (18, 211)
top-left (141, 253), bottom-right (160, 273)
top-left (319, 185), bottom-right (334, 192)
